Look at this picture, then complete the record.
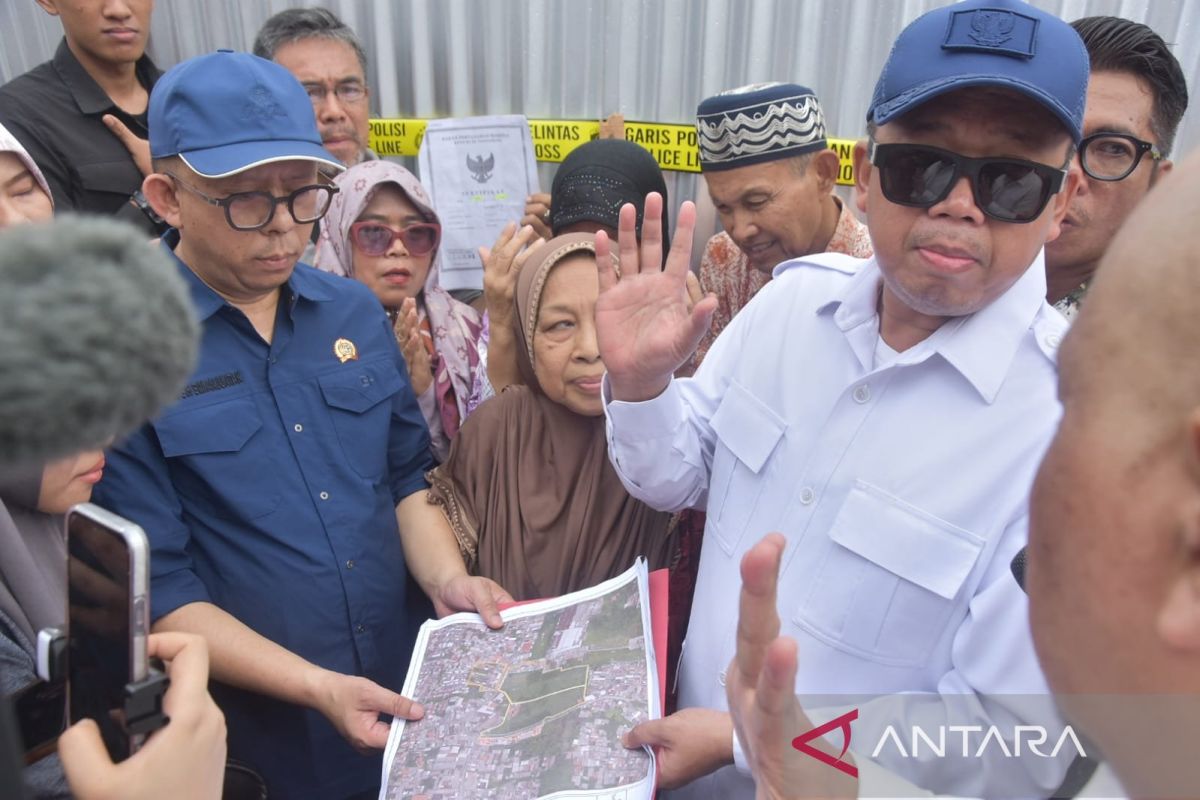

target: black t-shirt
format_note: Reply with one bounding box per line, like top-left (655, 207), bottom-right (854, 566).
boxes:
top-left (0, 39), bottom-right (165, 235)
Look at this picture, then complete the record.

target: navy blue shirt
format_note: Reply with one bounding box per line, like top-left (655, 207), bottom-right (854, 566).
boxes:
top-left (94, 234), bottom-right (435, 799)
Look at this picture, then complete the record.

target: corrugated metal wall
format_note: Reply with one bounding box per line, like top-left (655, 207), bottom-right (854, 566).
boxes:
top-left (2, 0), bottom-right (1196, 245)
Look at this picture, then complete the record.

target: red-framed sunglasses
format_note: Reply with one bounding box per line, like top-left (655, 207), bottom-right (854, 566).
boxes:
top-left (349, 221), bottom-right (441, 257)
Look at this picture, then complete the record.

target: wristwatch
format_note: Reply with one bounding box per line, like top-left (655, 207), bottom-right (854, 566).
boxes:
top-left (130, 188), bottom-right (165, 226)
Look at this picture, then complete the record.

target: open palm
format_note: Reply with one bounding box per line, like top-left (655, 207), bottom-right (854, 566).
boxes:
top-left (595, 193), bottom-right (716, 402)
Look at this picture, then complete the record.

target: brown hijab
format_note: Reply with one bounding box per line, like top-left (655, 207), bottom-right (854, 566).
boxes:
top-left (427, 233), bottom-right (675, 600)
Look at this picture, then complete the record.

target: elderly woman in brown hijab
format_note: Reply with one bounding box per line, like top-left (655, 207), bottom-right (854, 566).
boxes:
top-left (427, 233), bottom-right (677, 600)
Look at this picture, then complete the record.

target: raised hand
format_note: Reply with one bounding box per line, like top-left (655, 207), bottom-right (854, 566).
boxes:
top-left (727, 534), bottom-right (857, 800)
top-left (520, 193), bottom-right (553, 240)
top-left (480, 222), bottom-right (542, 332)
top-left (595, 192), bottom-right (716, 402)
top-left (397, 297), bottom-right (432, 396)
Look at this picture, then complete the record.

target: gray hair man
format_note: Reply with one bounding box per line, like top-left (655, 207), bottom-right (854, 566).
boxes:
top-left (253, 6), bottom-right (376, 167)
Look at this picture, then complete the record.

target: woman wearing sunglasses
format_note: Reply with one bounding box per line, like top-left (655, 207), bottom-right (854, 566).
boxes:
top-left (315, 161), bottom-right (484, 462)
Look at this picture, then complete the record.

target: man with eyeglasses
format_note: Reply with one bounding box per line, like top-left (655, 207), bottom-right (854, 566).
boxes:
top-left (92, 51), bottom-right (512, 800)
top-left (1044, 16), bottom-right (1189, 321)
top-left (598, 1), bottom-right (1087, 797)
top-left (253, 7), bottom-right (376, 168)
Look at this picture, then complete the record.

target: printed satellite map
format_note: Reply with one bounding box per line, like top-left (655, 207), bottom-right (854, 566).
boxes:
top-left (380, 565), bottom-right (656, 800)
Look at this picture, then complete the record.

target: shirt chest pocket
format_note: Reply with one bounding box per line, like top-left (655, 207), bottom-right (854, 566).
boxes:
top-left (318, 359), bottom-right (406, 481)
top-left (154, 397), bottom-right (282, 521)
top-left (791, 481), bottom-right (984, 668)
top-left (75, 159), bottom-right (141, 199)
top-left (708, 381), bottom-right (787, 555)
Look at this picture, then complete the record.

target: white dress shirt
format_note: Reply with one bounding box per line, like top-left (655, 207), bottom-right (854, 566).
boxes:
top-left (603, 252), bottom-right (1071, 798)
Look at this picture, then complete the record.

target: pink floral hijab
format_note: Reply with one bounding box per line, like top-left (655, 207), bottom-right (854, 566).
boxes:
top-left (314, 160), bottom-right (482, 439)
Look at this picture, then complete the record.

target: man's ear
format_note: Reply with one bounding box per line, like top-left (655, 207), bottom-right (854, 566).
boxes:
top-left (1157, 409), bottom-right (1200, 653)
top-left (1043, 164), bottom-right (1081, 244)
top-left (1157, 557), bottom-right (1200, 653)
top-left (142, 173), bottom-right (182, 230)
top-left (811, 149), bottom-right (840, 195)
top-left (852, 139), bottom-right (871, 216)
top-left (34, 0), bottom-right (59, 17)
top-left (1152, 159), bottom-right (1174, 187)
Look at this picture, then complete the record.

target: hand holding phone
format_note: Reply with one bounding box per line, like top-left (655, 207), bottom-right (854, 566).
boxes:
top-left (57, 632), bottom-right (227, 800)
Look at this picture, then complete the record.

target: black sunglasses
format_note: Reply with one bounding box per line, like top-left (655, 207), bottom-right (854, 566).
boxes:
top-left (869, 141), bottom-right (1067, 224)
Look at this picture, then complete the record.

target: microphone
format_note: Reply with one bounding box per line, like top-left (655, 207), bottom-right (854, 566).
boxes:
top-left (1010, 546), bottom-right (1027, 593)
top-left (0, 216), bottom-right (199, 468)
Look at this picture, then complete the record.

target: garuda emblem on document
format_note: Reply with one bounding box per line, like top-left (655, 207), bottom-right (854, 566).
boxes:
top-left (466, 152), bottom-right (495, 183)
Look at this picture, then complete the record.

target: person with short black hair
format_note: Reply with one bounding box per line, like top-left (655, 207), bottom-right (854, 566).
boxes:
top-left (0, 0), bottom-right (164, 235)
top-left (1045, 16), bottom-right (1189, 318)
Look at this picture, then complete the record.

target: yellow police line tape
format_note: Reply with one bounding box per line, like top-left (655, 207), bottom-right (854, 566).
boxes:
top-left (369, 118), bottom-right (860, 186)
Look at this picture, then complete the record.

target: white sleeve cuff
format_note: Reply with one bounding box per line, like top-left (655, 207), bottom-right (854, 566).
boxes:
top-left (732, 725), bottom-right (752, 775)
top-left (601, 373), bottom-right (682, 441)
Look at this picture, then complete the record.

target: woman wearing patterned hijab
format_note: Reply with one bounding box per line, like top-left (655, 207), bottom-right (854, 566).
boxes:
top-left (314, 161), bottom-right (484, 461)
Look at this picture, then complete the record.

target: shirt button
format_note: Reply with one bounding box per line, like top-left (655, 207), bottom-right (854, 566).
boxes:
top-left (799, 487), bottom-right (816, 505)
top-left (319, 491), bottom-right (330, 500)
top-left (718, 669), bottom-right (727, 687)
top-left (355, 624), bottom-right (365, 634)
top-left (293, 423), bottom-right (303, 433)
top-left (853, 384), bottom-right (871, 404)
top-left (1045, 333), bottom-right (1062, 348)
top-left (346, 560), bottom-right (355, 569)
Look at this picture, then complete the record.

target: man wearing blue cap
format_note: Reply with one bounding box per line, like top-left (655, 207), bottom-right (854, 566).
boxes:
top-left (601, 1), bottom-right (1086, 797)
top-left (93, 51), bottom-right (512, 800)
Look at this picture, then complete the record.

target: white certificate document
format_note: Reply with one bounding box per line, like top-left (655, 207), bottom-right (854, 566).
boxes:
top-left (418, 115), bottom-right (540, 292)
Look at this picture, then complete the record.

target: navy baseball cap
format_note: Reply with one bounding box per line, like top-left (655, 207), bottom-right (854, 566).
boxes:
top-left (868, 0), bottom-right (1089, 143)
top-left (149, 50), bottom-right (343, 178)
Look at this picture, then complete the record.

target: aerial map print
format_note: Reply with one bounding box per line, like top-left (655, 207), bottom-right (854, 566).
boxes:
top-left (379, 562), bottom-right (657, 800)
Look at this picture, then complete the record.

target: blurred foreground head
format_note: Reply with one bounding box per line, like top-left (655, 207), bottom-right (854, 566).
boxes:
top-left (0, 217), bottom-right (198, 468)
top-left (1028, 149), bottom-right (1200, 796)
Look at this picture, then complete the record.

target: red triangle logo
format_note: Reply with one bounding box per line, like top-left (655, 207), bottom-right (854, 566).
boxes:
top-left (791, 708), bottom-right (859, 778)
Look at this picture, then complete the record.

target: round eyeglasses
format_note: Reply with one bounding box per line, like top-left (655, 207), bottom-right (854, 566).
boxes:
top-left (166, 171), bottom-right (338, 231)
top-left (1078, 133), bottom-right (1163, 181)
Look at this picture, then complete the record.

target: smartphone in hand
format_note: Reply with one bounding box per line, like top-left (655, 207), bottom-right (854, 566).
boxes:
top-left (66, 502), bottom-right (150, 762)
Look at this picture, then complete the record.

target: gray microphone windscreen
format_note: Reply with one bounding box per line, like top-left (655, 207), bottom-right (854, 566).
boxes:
top-left (0, 216), bottom-right (199, 468)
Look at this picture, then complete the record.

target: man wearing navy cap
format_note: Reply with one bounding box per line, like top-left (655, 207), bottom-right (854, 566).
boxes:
top-left (93, 51), bottom-right (512, 800)
top-left (691, 83), bottom-right (872, 368)
top-left (602, 1), bottom-right (1085, 797)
